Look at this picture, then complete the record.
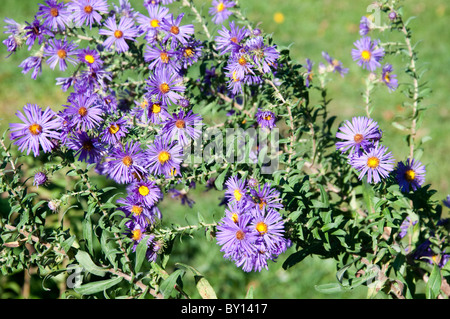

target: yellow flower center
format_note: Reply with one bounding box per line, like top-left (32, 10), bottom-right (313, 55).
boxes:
top-left (232, 71), bottom-right (239, 82)
top-left (384, 72), bottom-right (391, 83)
top-left (234, 189), bottom-right (242, 201)
top-left (28, 123), bottom-right (42, 136)
top-left (84, 5), bottom-right (93, 14)
top-left (235, 230), bottom-right (245, 241)
top-left (57, 49), bottom-right (67, 59)
top-left (231, 213), bottom-right (239, 223)
top-left (78, 106), bottom-right (88, 117)
top-left (256, 221), bottom-right (268, 235)
top-left (175, 119), bottom-right (186, 129)
top-left (138, 185), bottom-right (150, 196)
top-left (217, 2), bottom-right (225, 12)
top-left (159, 83), bottom-right (170, 94)
top-left (131, 229), bottom-right (142, 241)
top-left (264, 115), bottom-right (272, 121)
top-left (361, 50), bottom-right (371, 61)
top-left (367, 156), bottom-right (380, 169)
top-left (85, 54), bottom-right (95, 64)
top-left (160, 52), bottom-right (169, 63)
top-left (184, 47), bottom-right (194, 57)
top-left (131, 205), bottom-right (143, 216)
top-left (170, 25), bottom-right (180, 35)
top-left (353, 133), bottom-right (364, 143)
top-left (150, 19), bottom-right (160, 28)
top-left (108, 124), bottom-right (120, 134)
top-left (158, 151), bottom-right (171, 164)
top-left (404, 169), bottom-right (415, 182)
top-left (151, 103), bottom-right (161, 113)
top-left (122, 155), bottom-right (133, 167)
top-left (238, 56), bottom-right (247, 66)
top-left (230, 37), bottom-right (238, 44)
top-left (50, 8), bottom-right (59, 17)
top-left (114, 30), bottom-right (123, 38)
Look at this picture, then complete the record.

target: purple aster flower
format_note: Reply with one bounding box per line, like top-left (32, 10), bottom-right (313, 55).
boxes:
top-left (146, 134), bottom-right (184, 178)
top-left (147, 100), bottom-right (169, 124)
top-left (19, 56), bottom-right (44, 80)
top-left (118, 195), bottom-right (161, 228)
top-left (161, 13), bottom-right (195, 47)
top-left (99, 15), bottom-right (139, 53)
top-left (69, 0), bottom-right (109, 29)
top-left (215, 21), bottom-right (248, 55)
top-left (388, 11), bottom-right (398, 21)
top-left (9, 104), bottom-right (60, 157)
top-left (3, 17), bottom-right (21, 35)
top-left (63, 93), bottom-right (103, 131)
top-left (178, 39), bottom-right (203, 69)
top-left (255, 109), bottom-right (276, 129)
top-left (112, 0), bottom-right (138, 20)
top-left (209, 0), bottom-right (235, 25)
top-left (66, 131), bottom-right (105, 164)
top-left (224, 199), bottom-right (252, 224)
top-left (144, 43), bottom-right (180, 73)
top-left (359, 16), bottom-right (371, 36)
top-left (381, 63), bottom-right (399, 92)
top-left (136, 4), bottom-right (169, 35)
top-left (128, 222), bottom-right (149, 251)
top-left (322, 51), bottom-right (349, 77)
top-left (78, 67), bottom-right (112, 91)
top-left (127, 180), bottom-right (163, 208)
top-left (350, 142), bottom-right (395, 184)
top-left (248, 182), bottom-right (283, 212)
top-left (33, 171), bottom-right (49, 187)
top-left (24, 18), bottom-right (54, 50)
top-left (250, 207), bottom-right (286, 252)
top-left (44, 38), bottom-right (79, 71)
top-left (413, 239), bottom-right (449, 269)
top-left (77, 47), bottom-right (104, 70)
top-left (398, 216), bottom-right (417, 239)
top-left (224, 175), bottom-right (248, 203)
top-left (146, 67), bottom-right (185, 105)
top-left (162, 110), bottom-right (203, 147)
top-left (101, 118), bottom-right (129, 145)
top-left (169, 188), bottom-right (195, 208)
top-left (351, 36), bottom-right (385, 71)
top-left (335, 116), bottom-right (381, 154)
top-left (37, 0), bottom-right (72, 31)
top-left (3, 35), bottom-right (19, 57)
top-left (304, 58), bottom-right (314, 87)
top-left (104, 141), bottom-right (148, 184)
top-left (227, 51), bottom-right (255, 80)
top-left (246, 36), bottom-right (279, 74)
top-left (395, 158), bottom-right (426, 193)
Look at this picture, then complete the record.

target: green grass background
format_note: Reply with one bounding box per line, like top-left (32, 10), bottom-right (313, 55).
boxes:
top-left (0, 0), bottom-right (449, 299)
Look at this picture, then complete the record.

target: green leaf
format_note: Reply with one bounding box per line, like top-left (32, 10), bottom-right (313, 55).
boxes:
top-left (314, 283), bottom-right (343, 294)
top-left (74, 276), bottom-right (123, 295)
top-left (160, 269), bottom-right (184, 298)
top-left (175, 263), bottom-right (217, 299)
top-left (135, 235), bottom-right (149, 273)
top-left (426, 264), bottom-right (441, 299)
top-left (75, 250), bottom-right (107, 277)
top-left (214, 165), bottom-right (229, 191)
top-left (245, 285), bottom-right (254, 299)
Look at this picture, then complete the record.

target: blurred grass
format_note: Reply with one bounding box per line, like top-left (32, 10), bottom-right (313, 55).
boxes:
top-left (0, 0), bottom-right (449, 299)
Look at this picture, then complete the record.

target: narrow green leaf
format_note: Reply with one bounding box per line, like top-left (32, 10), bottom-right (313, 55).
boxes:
top-left (160, 269), bottom-right (184, 298)
top-left (135, 235), bottom-right (149, 273)
top-left (314, 283), bottom-right (343, 294)
top-left (426, 264), bottom-right (441, 299)
top-left (74, 276), bottom-right (123, 295)
top-left (75, 250), bottom-right (107, 277)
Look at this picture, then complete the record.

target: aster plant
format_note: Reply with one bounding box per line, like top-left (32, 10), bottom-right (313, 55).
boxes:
top-left (0, 0), bottom-right (448, 301)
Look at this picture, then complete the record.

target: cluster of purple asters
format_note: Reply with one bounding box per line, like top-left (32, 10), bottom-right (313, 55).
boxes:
top-left (335, 116), bottom-right (426, 191)
top-left (216, 175), bottom-right (290, 272)
top-left (6, 0), bottom-right (206, 263)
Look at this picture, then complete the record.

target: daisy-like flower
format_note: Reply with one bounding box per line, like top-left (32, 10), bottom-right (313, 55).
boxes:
top-left (127, 180), bottom-right (163, 208)
top-left (255, 109), bottom-right (276, 129)
top-left (322, 51), bottom-right (349, 77)
top-left (350, 142), bottom-right (395, 184)
top-left (117, 195), bottom-right (161, 228)
top-left (381, 63), bottom-right (399, 92)
top-left (304, 58), bottom-right (314, 87)
top-left (146, 134), bottom-right (184, 178)
top-left (215, 21), bottom-right (248, 55)
top-left (161, 13), bottom-right (195, 47)
top-left (99, 15), bottom-right (139, 53)
top-left (248, 182), bottom-right (283, 211)
top-left (9, 104), bottom-right (60, 157)
top-left (33, 171), bottom-right (49, 187)
top-left (77, 47), bottom-right (104, 70)
top-left (250, 207), bottom-right (287, 253)
top-left (67, 131), bottom-right (105, 164)
top-left (227, 51), bottom-right (255, 80)
top-left (113, 0), bottom-right (138, 20)
top-left (224, 175), bottom-right (248, 203)
top-left (146, 67), bottom-right (185, 105)
top-left (101, 118), bottom-right (129, 145)
top-left (398, 216), bottom-right (417, 239)
top-left (351, 36), bottom-right (385, 71)
top-left (19, 56), bottom-right (44, 80)
top-left (359, 16), bottom-right (372, 36)
top-left (209, 0), bottom-right (235, 25)
top-left (162, 110), bottom-right (203, 147)
top-left (177, 39), bottom-right (203, 69)
top-left (69, 0), bottom-right (109, 29)
top-left (104, 141), bottom-right (148, 184)
top-left (335, 116), bottom-right (381, 155)
top-left (136, 3), bottom-right (169, 35)
top-left (44, 38), bottom-right (79, 71)
top-left (144, 43), bottom-right (180, 73)
top-left (395, 158), bottom-right (426, 193)
top-left (24, 18), bottom-right (54, 50)
top-left (37, 0), bottom-right (72, 31)
top-left (147, 100), bottom-right (169, 124)
top-left (246, 36), bottom-right (280, 74)
top-left (63, 93), bottom-right (103, 131)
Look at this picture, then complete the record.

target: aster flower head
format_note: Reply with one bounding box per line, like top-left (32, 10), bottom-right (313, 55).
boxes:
top-left (44, 38), bottom-right (79, 71)
top-left (99, 15), bottom-right (139, 53)
top-left (248, 182), bottom-right (283, 212)
top-left (113, 0), bottom-right (138, 20)
top-left (146, 134), bottom-right (184, 178)
top-left (24, 18), bottom-right (54, 50)
top-left (37, 0), bottom-right (72, 31)
top-left (398, 216), bottom-right (418, 239)
top-left (136, 4), bottom-right (169, 35)
top-left (246, 36), bottom-right (280, 74)
top-left (350, 142), bottom-right (395, 184)
top-left (144, 43), bottom-right (181, 73)
top-left (209, 0), bottom-right (236, 25)
top-left (250, 207), bottom-right (286, 251)
top-left (77, 47), bottom-right (104, 70)
top-left (395, 158), bottom-right (426, 193)
top-left (162, 110), bottom-right (203, 147)
top-left (127, 180), bottom-right (163, 208)
top-left (33, 171), bottom-right (49, 187)
top-left (9, 104), bottom-right (60, 157)
top-left (227, 51), bottom-right (255, 80)
top-left (19, 56), bottom-right (44, 80)
top-left (351, 36), bottom-right (385, 71)
top-left (335, 116), bottom-right (381, 155)
top-left (117, 195), bottom-right (154, 228)
top-left (304, 58), bottom-right (314, 87)
top-left (177, 39), bottom-right (203, 69)
top-left (161, 13), bottom-right (195, 48)
top-left (63, 93), bottom-right (103, 131)
top-left (322, 51), bottom-right (349, 77)
top-left (215, 21), bottom-right (248, 55)
top-left (66, 131), bottom-right (105, 164)
top-left (255, 109), bottom-right (276, 129)
top-left (69, 0), bottom-right (109, 29)
top-left (359, 16), bottom-right (372, 36)
top-left (381, 63), bottom-right (399, 92)
top-left (146, 67), bottom-right (185, 105)
top-left (101, 118), bottom-right (129, 145)
top-left (224, 175), bottom-right (248, 203)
